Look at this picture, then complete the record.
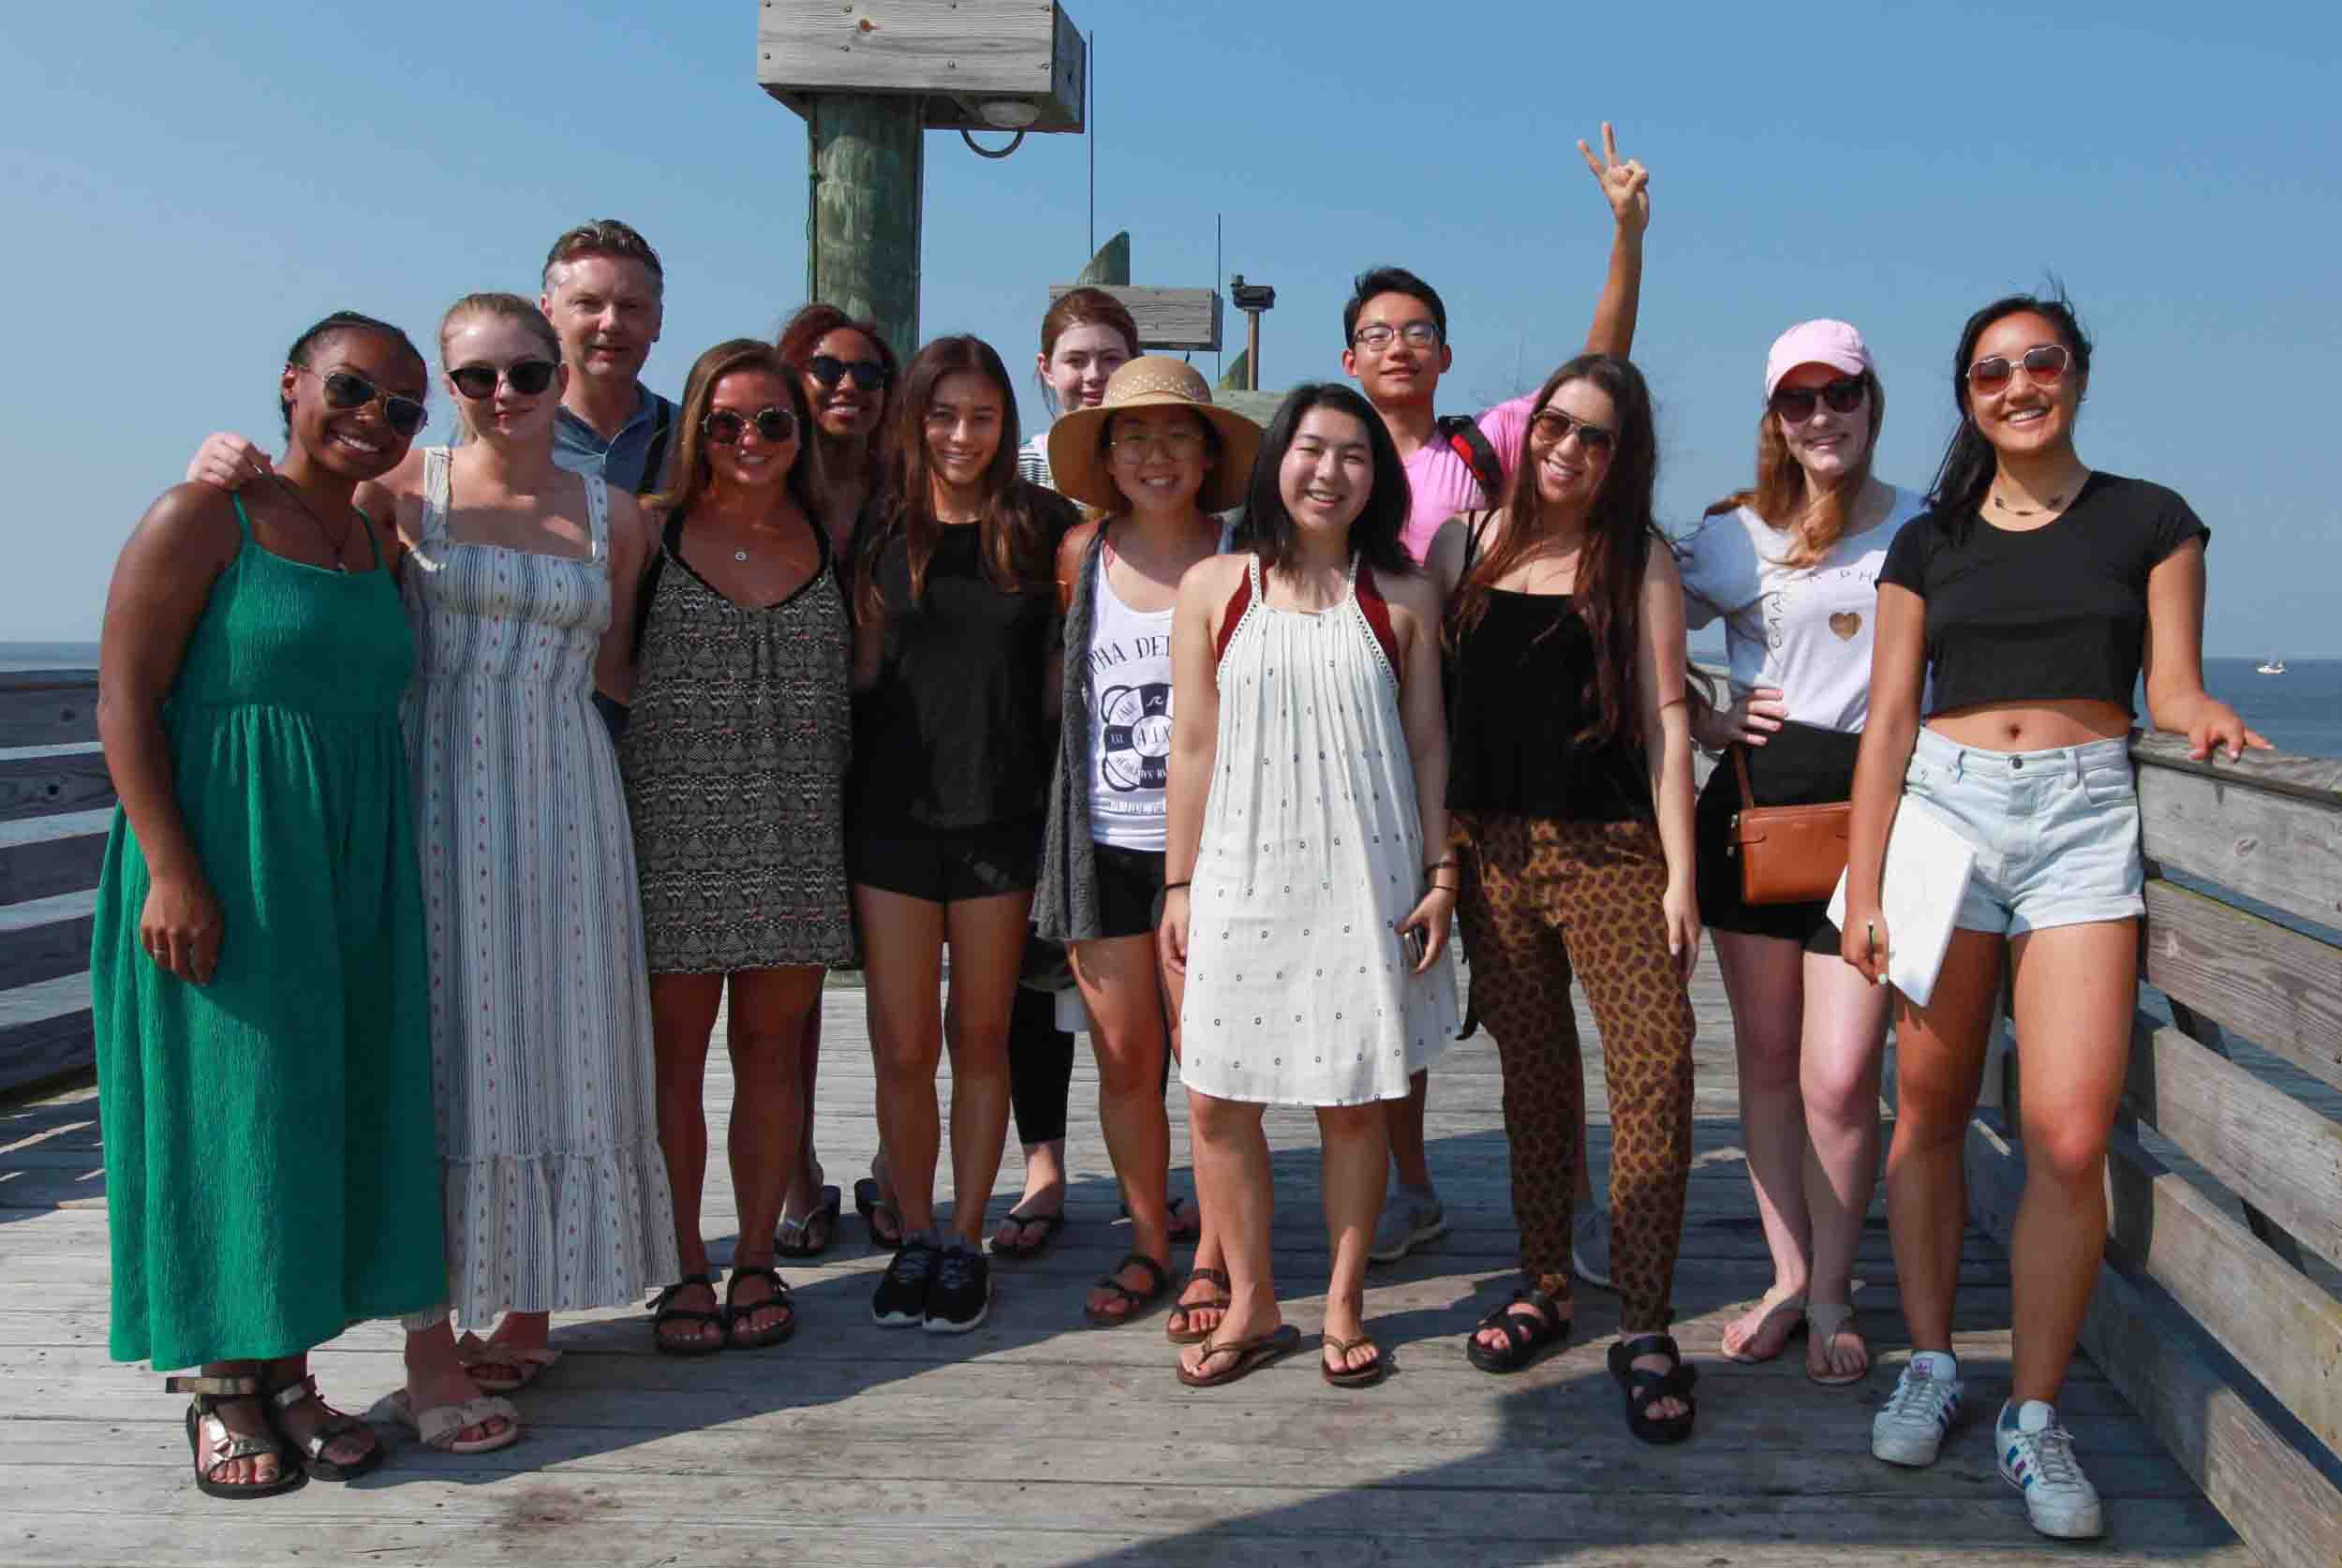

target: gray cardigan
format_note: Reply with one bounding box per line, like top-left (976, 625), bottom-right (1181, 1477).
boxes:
top-left (1030, 525), bottom-right (1110, 944)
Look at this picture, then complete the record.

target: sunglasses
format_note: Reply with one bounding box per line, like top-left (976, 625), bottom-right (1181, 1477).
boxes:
top-left (808, 354), bottom-right (888, 392)
top-left (1967, 344), bottom-right (2071, 392)
top-left (297, 365), bottom-right (428, 437)
top-left (1770, 376), bottom-right (1866, 422)
top-left (1527, 408), bottom-right (1616, 454)
top-left (704, 406), bottom-right (798, 445)
top-left (449, 358), bottom-right (560, 401)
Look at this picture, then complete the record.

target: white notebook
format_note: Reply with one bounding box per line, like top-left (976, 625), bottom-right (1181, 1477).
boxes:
top-left (1828, 798), bottom-right (1978, 1008)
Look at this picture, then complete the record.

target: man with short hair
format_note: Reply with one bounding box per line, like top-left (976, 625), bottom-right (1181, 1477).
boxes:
top-left (540, 218), bottom-right (679, 494)
top-left (1347, 125), bottom-right (1652, 1279)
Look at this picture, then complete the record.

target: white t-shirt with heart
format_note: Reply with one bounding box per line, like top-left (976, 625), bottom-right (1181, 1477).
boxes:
top-left (1676, 486), bottom-right (1924, 733)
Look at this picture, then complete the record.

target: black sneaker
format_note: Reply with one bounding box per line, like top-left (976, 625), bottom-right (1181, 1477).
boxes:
top-left (924, 1245), bottom-right (991, 1334)
top-left (871, 1239), bottom-right (936, 1327)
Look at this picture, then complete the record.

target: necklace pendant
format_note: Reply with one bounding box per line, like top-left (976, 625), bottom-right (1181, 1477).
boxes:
top-left (734, 549), bottom-right (749, 563)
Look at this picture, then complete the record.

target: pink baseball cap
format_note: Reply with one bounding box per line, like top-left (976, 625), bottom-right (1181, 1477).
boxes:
top-left (1764, 319), bottom-right (1874, 399)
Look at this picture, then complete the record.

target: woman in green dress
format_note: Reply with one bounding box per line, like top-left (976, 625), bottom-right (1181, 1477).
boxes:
top-left (93, 311), bottom-right (453, 1498)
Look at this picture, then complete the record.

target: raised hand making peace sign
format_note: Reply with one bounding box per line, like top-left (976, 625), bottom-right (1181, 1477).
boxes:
top-left (1579, 121), bottom-right (1652, 236)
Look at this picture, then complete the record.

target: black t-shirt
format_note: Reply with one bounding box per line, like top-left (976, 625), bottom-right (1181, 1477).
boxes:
top-left (851, 490), bottom-right (1075, 829)
top-left (1877, 473), bottom-right (2208, 717)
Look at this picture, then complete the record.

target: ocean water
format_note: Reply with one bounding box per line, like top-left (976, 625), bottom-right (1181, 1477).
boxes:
top-left (12, 643), bottom-right (2338, 759)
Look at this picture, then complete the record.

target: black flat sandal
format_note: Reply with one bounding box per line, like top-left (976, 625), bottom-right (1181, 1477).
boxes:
top-left (648, 1271), bottom-right (726, 1357)
top-left (724, 1264), bottom-right (798, 1351)
top-left (169, 1374), bottom-right (304, 1501)
top-left (1608, 1332), bottom-right (1698, 1445)
top-left (1465, 1287), bottom-right (1571, 1374)
top-left (1083, 1252), bottom-right (1171, 1327)
top-left (261, 1373), bottom-right (382, 1481)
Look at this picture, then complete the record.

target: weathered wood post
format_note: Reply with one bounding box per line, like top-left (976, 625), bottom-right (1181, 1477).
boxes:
top-left (757, 0), bottom-right (1089, 365)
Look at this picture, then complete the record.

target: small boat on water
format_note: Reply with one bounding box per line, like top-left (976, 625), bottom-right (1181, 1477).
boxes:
top-left (2258, 657), bottom-right (2288, 674)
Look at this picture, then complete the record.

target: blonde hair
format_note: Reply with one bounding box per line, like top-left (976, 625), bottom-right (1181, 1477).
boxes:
top-left (437, 293), bottom-right (562, 437)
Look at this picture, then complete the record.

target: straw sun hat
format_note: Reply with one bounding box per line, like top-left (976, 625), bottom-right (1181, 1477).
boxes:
top-left (1045, 356), bottom-right (1262, 514)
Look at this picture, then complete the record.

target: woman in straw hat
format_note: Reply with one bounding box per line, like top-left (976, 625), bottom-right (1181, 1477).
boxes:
top-left (1031, 357), bottom-right (1260, 1328)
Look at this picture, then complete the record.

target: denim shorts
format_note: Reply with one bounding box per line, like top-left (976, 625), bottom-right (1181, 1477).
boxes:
top-left (1903, 728), bottom-right (2144, 937)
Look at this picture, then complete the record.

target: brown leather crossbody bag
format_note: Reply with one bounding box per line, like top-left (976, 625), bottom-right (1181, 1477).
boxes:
top-left (1727, 745), bottom-right (1849, 905)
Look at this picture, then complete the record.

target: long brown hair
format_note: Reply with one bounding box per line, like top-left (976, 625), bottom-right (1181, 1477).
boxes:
top-left (776, 303), bottom-right (897, 496)
top-left (647, 338), bottom-right (822, 522)
top-left (857, 334), bottom-right (1051, 621)
top-left (1702, 368), bottom-right (1885, 567)
top-left (1450, 353), bottom-right (1662, 747)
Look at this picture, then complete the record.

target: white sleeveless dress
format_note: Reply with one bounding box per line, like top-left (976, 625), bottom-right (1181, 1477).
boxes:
top-left (404, 449), bottom-right (677, 1324)
top-left (1178, 555), bottom-right (1459, 1106)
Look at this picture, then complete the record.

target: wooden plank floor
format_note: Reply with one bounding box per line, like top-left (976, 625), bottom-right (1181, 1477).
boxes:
top-left (0, 951), bottom-right (2251, 1566)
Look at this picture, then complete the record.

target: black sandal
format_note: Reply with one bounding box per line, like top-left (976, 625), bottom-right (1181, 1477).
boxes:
top-left (990, 1205), bottom-right (1066, 1260)
top-left (1465, 1287), bottom-right (1571, 1374)
top-left (261, 1373), bottom-right (381, 1482)
top-left (854, 1177), bottom-right (903, 1250)
top-left (724, 1264), bottom-right (798, 1351)
top-left (168, 1374), bottom-right (304, 1501)
top-left (1608, 1332), bottom-right (1698, 1444)
top-left (1165, 1267), bottom-right (1231, 1345)
top-left (1083, 1252), bottom-right (1172, 1327)
top-left (648, 1271), bottom-right (725, 1357)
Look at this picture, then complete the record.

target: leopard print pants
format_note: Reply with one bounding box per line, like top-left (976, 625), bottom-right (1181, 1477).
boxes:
top-left (1454, 812), bottom-right (1695, 1333)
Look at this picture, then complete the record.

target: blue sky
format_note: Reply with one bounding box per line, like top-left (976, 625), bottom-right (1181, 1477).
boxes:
top-left (7, 1), bottom-right (2338, 654)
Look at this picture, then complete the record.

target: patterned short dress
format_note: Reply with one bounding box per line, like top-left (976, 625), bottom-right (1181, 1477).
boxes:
top-left (621, 510), bottom-right (855, 971)
top-left (1178, 554), bottom-right (1459, 1106)
top-left (405, 449), bottom-right (677, 1325)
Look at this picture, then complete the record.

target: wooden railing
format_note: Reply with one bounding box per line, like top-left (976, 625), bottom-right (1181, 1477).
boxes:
top-left (0, 671), bottom-right (106, 1095)
top-left (1963, 732), bottom-right (2342, 1568)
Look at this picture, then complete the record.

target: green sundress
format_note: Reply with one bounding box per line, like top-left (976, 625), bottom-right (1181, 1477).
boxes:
top-left (93, 496), bottom-right (443, 1369)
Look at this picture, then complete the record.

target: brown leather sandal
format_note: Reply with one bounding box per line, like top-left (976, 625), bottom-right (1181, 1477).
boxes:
top-left (1165, 1267), bottom-right (1232, 1345)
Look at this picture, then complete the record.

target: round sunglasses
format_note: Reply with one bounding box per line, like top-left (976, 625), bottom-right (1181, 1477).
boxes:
top-left (704, 406), bottom-right (798, 445)
top-left (807, 354), bottom-right (888, 392)
top-left (1528, 408), bottom-right (1616, 454)
top-left (1967, 344), bottom-right (2071, 392)
top-left (449, 358), bottom-right (559, 401)
top-left (1770, 376), bottom-right (1866, 422)
top-left (297, 365), bottom-right (428, 437)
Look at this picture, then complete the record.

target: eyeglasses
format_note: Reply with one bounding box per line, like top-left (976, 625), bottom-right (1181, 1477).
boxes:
top-left (1966, 344), bottom-right (2071, 392)
top-left (449, 358), bottom-right (560, 401)
top-left (703, 406), bottom-right (798, 445)
top-left (1110, 430), bottom-right (1208, 459)
top-left (1527, 409), bottom-right (1616, 454)
top-left (294, 365), bottom-right (428, 437)
top-left (1350, 322), bottom-right (1442, 352)
top-left (807, 354), bottom-right (888, 392)
top-left (1769, 377), bottom-right (1866, 422)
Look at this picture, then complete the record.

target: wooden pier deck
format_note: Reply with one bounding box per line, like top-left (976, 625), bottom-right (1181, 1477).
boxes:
top-left (0, 963), bottom-right (2255, 1567)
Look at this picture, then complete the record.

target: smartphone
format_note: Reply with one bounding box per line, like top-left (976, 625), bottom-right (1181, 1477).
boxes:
top-left (1400, 925), bottom-right (1428, 969)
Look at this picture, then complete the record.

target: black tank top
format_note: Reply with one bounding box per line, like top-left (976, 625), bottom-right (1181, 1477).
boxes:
top-left (1445, 589), bottom-right (1650, 821)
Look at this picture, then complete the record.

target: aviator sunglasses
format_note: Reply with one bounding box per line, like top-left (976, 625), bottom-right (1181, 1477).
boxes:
top-left (296, 365), bottom-right (428, 437)
top-left (1528, 408), bottom-right (1616, 454)
top-left (807, 354), bottom-right (888, 392)
top-left (703, 406), bottom-right (799, 445)
top-left (1770, 376), bottom-right (1866, 422)
top-left (449, 358), bottom-right (560, 401)
top-left (1966, 344), bottom-right (2071, 392)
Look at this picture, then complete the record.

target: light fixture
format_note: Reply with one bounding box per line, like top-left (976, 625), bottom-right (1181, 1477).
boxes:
top-left (978, 97), bottom-right (1041, 129)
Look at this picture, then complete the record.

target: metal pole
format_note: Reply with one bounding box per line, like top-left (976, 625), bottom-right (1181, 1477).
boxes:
top-left (806, 94), bottom-right (925, 366)
top-left (1247, 309), bottom-right (1261, 391)
top-left (1086, 31), bottom-right (1096, 261)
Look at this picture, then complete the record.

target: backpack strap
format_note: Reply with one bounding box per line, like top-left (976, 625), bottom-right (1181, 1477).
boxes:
top-left (1436, 413), bottom-right (1507, 506)
top-left (635, 395), bottom-right (675, 497)
top-left (1056, 518), bottom-right (1104, 615)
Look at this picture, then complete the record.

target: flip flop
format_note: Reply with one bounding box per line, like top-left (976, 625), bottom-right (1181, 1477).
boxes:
top-left (1176, 1324), bottom-right (1302, 1388)
top-left (990, 1205), bottom-right (1066, 1260)
top-left (777, 1184), bottom-right (842, 1259)
top-left (1084, 1252), bottom-right (1172, 1327)
top-left (1803, 1302), bottom-right (1870, 1386)
top-left (455, 1331), bottom-right (563, 1394)
top-left (1165, 1267), bottom-right (1232, 1346)
top-left (854, 1177), bottom-right (903, 1251)
top-left (1720, 1288), bottom-right (1807, 1364)
top-left (1322, 1333), bottom-right (1387, 1388)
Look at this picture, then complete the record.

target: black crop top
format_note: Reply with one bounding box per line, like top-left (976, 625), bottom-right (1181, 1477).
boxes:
top-left (851, 499), bottom-right (1073, 829)
top-left (1876, 473), bottom-right (2207, 718)
top-left (1445, 590), bottom-right (1650, 821)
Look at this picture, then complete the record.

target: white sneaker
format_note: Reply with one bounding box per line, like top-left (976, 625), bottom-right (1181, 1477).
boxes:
top-left (1997, 1399), bottom-right (2104, 1540)
top-left (1570, 1205), bottom-right (1612, 1289)
top-left (1872, 1352), bottom-right (1964, 1466)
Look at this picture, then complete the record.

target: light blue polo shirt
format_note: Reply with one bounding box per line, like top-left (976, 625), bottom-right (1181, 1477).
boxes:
top-left (552, 381), bottom-right (675, 493)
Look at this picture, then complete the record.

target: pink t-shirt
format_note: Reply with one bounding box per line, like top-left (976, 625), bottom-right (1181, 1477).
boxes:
top-left (1399, 392), bottom-right (1537, 561)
